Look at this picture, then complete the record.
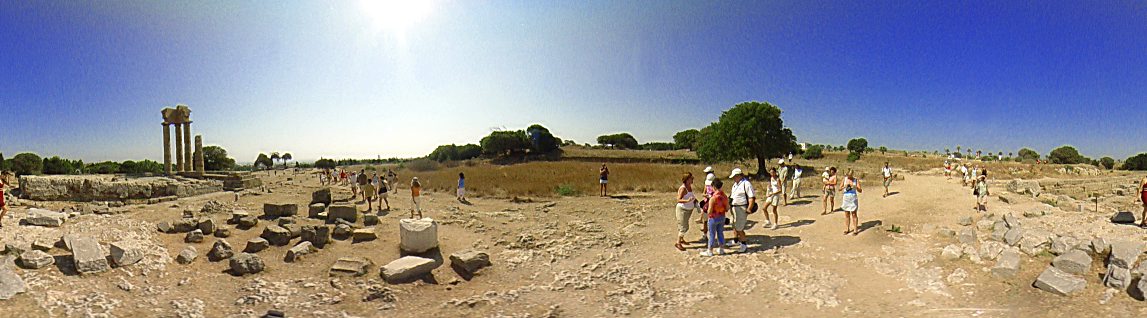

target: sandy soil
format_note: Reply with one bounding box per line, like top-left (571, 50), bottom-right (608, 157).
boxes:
top-left (1, 169), bottom-right (1146, 318)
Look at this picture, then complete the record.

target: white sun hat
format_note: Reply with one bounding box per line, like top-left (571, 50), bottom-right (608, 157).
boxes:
top-left (703, 166), bottom-right (714, 173)
top-left (778, 159), bottom-right (785, 164)
top-left (729, 168), bottom-right (743, 179)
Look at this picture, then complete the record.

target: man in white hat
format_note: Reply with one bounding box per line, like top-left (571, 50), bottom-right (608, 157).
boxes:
top-left (727, 168), bottom-right (755, 253)
top-left (777, 159), bottom-right (790, 206)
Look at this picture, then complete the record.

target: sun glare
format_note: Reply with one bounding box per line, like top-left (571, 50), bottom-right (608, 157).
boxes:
top-left (360, 0), bottom-right (435, 33)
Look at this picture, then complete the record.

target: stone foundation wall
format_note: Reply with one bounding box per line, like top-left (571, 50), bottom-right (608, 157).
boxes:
top-left (18, 175), bottom-right (223, 202)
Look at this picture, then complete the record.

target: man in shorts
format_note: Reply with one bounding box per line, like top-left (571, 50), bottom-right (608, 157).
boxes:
top-left (356, 170), bottom-right (369, 202)
top-left (777, 159), bottom-right (790, 206)
top-left (727, 168), bottom-right (755, 253)
top-left (363, 172), bottom-right (377, 211)
top-left (882, 162), bottom-right (893, 198)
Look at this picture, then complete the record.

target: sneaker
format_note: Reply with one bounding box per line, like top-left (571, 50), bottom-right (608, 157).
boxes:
top-left (700, 250), bottom-right (714, 257)
top-left (717, 248), bottom-right (726, 255)
top-left (725, 241), bottom-right (737, 247)
top-left (771, 224), bottom-right (779, 230)
top-left (737, 244), bottom-right (748, 253)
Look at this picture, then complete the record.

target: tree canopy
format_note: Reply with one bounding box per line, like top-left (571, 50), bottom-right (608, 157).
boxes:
top-left (203, 146), bottom-right (237, 171)
top-left (480, 130), bottom-right (532, 157)
top-left (526, 124), bottom-right (561, 154)
top-left (696, 101), bottom-right (798, 176)
top-left (1122, 153), bottom-right (1147, 171)
top-left (428, 144), bottom-right (482, 162)
top-left (254, 153), bottom-right (274, 170)
top-left (672, 129), bottom-right (700, 150)
top-left (596, 133), bottom-right (639, 150)
top-left (11, 153), bottom-right (43, 176)
top-left (1048, 145), bottom-right (1088, 164)
top-left (314, 158), bottom-right (337, 170)
top-left (1017, 148), bottom-right (1040, 161)
top-left (1099, 157), bottom-right (1115, 170)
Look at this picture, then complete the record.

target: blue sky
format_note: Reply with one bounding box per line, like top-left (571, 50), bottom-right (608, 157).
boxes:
top-left (2, 1), bottom-right (1147, 163)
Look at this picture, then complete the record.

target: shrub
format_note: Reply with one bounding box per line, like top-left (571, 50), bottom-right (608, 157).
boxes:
top-left (802, 145), bottom-right (824, 159)
top-left (846, 152), bottom-right (861, 162)
top-left (1099, 157), bottom-right (1115, 170)
top-left (673, 129), bottom-right (700, 150)
top-left (406, 158), bottom-right (439, 172)
top-left (481, 130), bottom-right (531, 157)
top-left (555, 184), bottom-right (579, 196)
top-left (1123, 153), bottom-right (1147, 170)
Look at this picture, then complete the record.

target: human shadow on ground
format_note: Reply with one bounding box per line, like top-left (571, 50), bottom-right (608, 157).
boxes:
top-left (777, 219), bottom-right (815, 229)
top-left (855, 220), bottom-right (883, 234)
top-left (743, 235), bottom-right (801, 252)
top-left (787, 200), bottom-right (813, 206)
top-left (886, 191), bottom-right (901, 197)
top-left (609, 195), bottom-right (632, 200)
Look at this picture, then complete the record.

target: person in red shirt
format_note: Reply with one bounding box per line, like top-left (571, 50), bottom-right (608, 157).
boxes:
top-left (702, 179), bottom-right (728, 257)
top-left (0, 171), bottom-right (9, 228)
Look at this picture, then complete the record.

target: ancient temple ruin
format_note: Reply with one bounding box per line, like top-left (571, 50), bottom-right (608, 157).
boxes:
top-left (161, 105), bottom-right (205, 176)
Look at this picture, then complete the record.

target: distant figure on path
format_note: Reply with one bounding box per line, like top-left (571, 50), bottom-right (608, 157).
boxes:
top-left (789, 164), bottom-right (803, 200)
top-left (363, 172), bottom-right (377, 212)
top-left (882, 162), bottom-right (893, 198)
top-left (1138, 175), bottom-right (1147, 228)
top-left (944, 160), bottom-right (952, 179)
top-left (973, 169), bottom-right (989, 212)
top-left (0, 171), bottom-right (9, 228)
top-left (355, 170), bottom-right (369, 200)
top-left (387, 169), bottom-right (399, 190)
top-left (960, 164), bottom-right (970, 187)
top-left (674, 172), bottom-right (698, 251)
top-left (728, 168), bottom-right (754, 253)
top-left (410, 177), bottom-right (423, 219)
top-left (763, 168), bottom-right (783, 230)
top-left (457, 172), bottom-right (467, 202)
top-left (822, 167), bottom-right (838, 215)
top-left (377, 176), bottom-right (391, 211)
top-left (777, 159), bottom-right (790, 206)
top-left (701, 179), bottom-right (728, 257)
top-left (840, 169), bottom-right (862, 235)
top-left (599, 163), bottom-right (610, 197)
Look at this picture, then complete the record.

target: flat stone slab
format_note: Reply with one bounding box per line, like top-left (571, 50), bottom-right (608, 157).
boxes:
top-left (450, 250), bottom-right (491, 275)
top-left (330, 257), bottom-right (372, 277)
top-left (992, 249), bottom-right (1022, 278)
top-left (400, 218), bottom-right (439, 253)
top-left (0, 265), bottom-right (26, 300)
top-left (18, 250), bottom-right (54, 269)
top-left (285, 241), bottom-right (317, 263)
top-left (1108, 241), bottom-right (1143, 269)
top-left (109, 241), bottom-right (144, 267)
top-left (381, 256), bottom-right (436, 283)
top-left (352, 228), bottom-right (377, 243)
top-left (1004, 228), bottom-right (1023, 246)
top-left (263, 203), bottom-right (298, 218)
top-left (1033, 266), bottom-right (1086, 296)
top-left (1051, 250), bottom-right (1092, 275)
top-left (69, 236), bottom-right (109, 274)
top-left (23, 208), bottom-right (67, 227)
top-left (327, 204), bottom-right (357, 223)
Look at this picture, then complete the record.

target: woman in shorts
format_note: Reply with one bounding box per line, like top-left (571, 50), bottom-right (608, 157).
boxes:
top-left (377, 176), bottom-right (391, 211)
top-left (840, 169), bottom-right (862, 235)
top-left (822, 167), bottom-right (838, 215)
top-left (410, 177), bottom-right (423, 219)
top-left (763, 168), bottom-right (783, 230)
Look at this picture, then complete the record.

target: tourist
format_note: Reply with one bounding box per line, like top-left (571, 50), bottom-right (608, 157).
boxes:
top-left (1138, 175), bottom-right (1147, 228)
top-left (387, 169), bottom-right (399, 190)
top-left (599, 163), bottom-right (610, 197)
top-left (763, 168), bottom-right (782, 230)
top-left (973, 169), bottom-right (990, 211)
top-left (822, 167), bottom-right (838, 215)
top-left (410, 177), bottom-right (423, 219)
top-left (727, 168), bottom-right (754, 253)
top-left (355, 169), bottom-right (369, 200)
top-left (674, 172), bottom-right (697, 251)
top-left (377, 175), bottom-right (391, 211)
top-left (339, 169), bottom-right (347, 185)
top-left (0, 171), bottom-right (8, 228)
top-left (960, 164), bottom-right (970, 187)
top-left (944, 160), bottom-right (952, 179)
top-left (363, 172), bottom-right (376, 212)
top-left (777, 159), bottom-right (790, 206)
top-left (701, 179), bottom-right (728, 257)
top-left (789, 164), bottom-right (803, 200)
top-left (457, 172), bottom-right (466, 202)
top-left (840, 169), bottom-right (862, 235)
top-left (882, 162), bottom-right (893, 198)
top-left (697, 166), bottom-right (717, 237)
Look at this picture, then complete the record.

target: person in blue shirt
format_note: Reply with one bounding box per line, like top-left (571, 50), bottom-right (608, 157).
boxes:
top-left (457, 172), bottom-right (466, 202)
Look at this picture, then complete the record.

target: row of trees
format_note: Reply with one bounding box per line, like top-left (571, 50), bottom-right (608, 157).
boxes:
top-left (253, 152), bottom-right (292, 170)
top-left (0, 152), bottom-right (168, 176)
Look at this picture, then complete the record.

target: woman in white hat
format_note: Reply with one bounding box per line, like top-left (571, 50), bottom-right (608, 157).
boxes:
top-left (697, 166), bottom-right (717, 236)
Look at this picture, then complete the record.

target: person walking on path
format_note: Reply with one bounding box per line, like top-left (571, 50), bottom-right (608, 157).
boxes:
top-left (1138, 175), bottom-right (1147, 228)
top-left (355, 170), bottom-right (369, 200)
top-left (377, 175), bottom-right (391, 211)
top-left (822, 167), bottom-right (838, 215)
top-left (789, 164), bottom-right (803, 200)
top-left (840, 169), bottom-right (862, 235)
top-left (599, 163), bottom-right (610, 197)
top-left (973, 169), bottom-right (990, 212)
top-left (674, 172), bottom-right (698, 251)
top-left (960, 164), bottom-right (970, 187)
top-left (777, 159), bottom-right (790, 206)
top-left (387, 169), bottom-right (399, 190)
top-left (0, 171), bottom-right (9, 228)
top-left (944, 160), bottom-right (952, 179)
top-left (457, 172), bottom-right (467, 202)
top-left (410, 177), bottom-right (423, 219)
top-left (363, 172), bottom-right (377, 212)
top-left (763, 168), bottom-right (783, 230)
top-left (882, 162), bottom-right (894, 198)
top-left (701, 179), bottom-right (728, 257)
top-left (728, 168), bottom-right (754, 253)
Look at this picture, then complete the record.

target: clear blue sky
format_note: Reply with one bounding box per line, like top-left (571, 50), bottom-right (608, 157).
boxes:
top-left (2, 1), bottom-right (1147, 163)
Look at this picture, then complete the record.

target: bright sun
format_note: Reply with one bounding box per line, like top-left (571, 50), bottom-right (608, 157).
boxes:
top-left (359, 0), bottom-right (435, 33)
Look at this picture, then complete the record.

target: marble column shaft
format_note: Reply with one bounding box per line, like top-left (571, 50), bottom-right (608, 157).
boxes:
top-left (182, 122), bottom-right (192, 172)
top-left (194, 135), bottom-right (205, 175)
top-left (162, 123), bottom-right (172, 175)
top-left (174, 123), bottom-right (184, 172)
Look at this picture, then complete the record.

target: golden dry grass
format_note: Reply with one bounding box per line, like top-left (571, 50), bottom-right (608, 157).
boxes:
top-left (559, 146), bottom-right (698, 160)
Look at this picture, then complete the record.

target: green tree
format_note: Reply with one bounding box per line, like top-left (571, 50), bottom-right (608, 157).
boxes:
top-left (281, 153), bottom-right (292, 168)
top-left (526, 124), bottom-right (560, 154)
top-left (1099, 157), bottom-right (1115, 170)
top-left (255, 153), bottom-right (274, 170)
top-left (1017, 148), bottom-right (1040, 161)
top-left (596, 133), bottom-right (639, 149)
top-left (480, 130), bottom-right (532, 157)
top-left (1048, 145), bottom-right (1087, 164)
top-left (696, 101), bottom-right (798, 176)
top-left (11, 153), bottom-right (43, 176)
top-left (1123, 153), bottom-right (1147, 170)
top-left (878, 146), bottom-right (887, 155)
top-left (118, 159), bottom-right (163, 174)
top-left (0, 153), bottom-right (7, 172)
top-left (457, 144), bottom-right (482, 160)
top-left (270, 152), bottom-right (281, 168)
top-left (673, 129), bottom-right (701, 150)
top-left (640, 142), bottom-right (677, 151)
top-left (42, 156), bottom-right (81, 174)
top-left (802, 145), bottom-right (824, 159)
top-left (86, 161), bottom-right (121, 174)
top-left (203, 146), bottom-right (237, 171)
top-left (314, 158), bottom-right (337, 170)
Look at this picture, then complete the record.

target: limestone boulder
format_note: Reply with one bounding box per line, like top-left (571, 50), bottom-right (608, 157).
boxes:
top-left (311, 188), bottom-right (332, 205)
top-left (364, 214), bottom-right (380, 226)
top-left (244, 238), bottom-right (269, 253)
top-left (207, 239), bottom-right (235, 262)
top-left (333, 224), bottom-right (353, 240)
top-left (261, 225), bottom-right (293, 246)
top-left (69, 236), bottom-right (109, 274)
top-left (284, 241), bottom-right (317, 263)
top-left (380, 256), bottom-right (437, 283)
top-left (353, 228), bottom-right (378, 242)
top-left (308, 203), bottom-right (326, 219)
top-left (941, 244), bottom-right (963, 260)
top-left (1049, 236), bottom-right (1078, 256)
top-left (1005, 179), bottom-right (1041, 197)
top-left (1051, 250), bottom-right (1092, 275)
top-left (18, 250), bottom-right (54, 269)
top-left (979, 241), bottom-right (1006, 261)
top-left (957, 216), bottom-right (973, 226)
top-left (1003, 213), bottom-right (1022, 228)
top-left (23, 208), bottom-right (67, 227)
top-left (1033, 266), bottom-right (1086, 296)
top-left (300, 225), bottom-right (331, 248)
top-left (957, 228), bottom-right (977, 245)
top-left (1091, 237), bottom-right (1111, 255)
top-left (184, 229), bottom-right (205, 243)
top-left (197, 218), bottom-right (217, 235)
top-left (229, 253), bottom-right (265, 276)
top-left (400, 218), bottom-right (439, 254)
top-left (228, 210), bottom-right (250, 224)
top-left (450, 250), bottom-right (491, 275)
top-left (1004, 228), bottom-right (1024, 246)
top-left (109, 241), bottom-right (144, 267)
top-left (1104, 264), bottom-right (1132, 290)
top-left (1108, 241), bottom-right (1143, 269)
top-left (0, 265), bottom-right (26, 300)
top-left (31, 238), bottom-right (54, 252)
top-left (263, 203), bottom-right (299, 218)
top-left (327, 204), bottom-right (357, 223)
top-left (214, 228), bottom-right (231, 238)
top-left (992, 249), bottom-right (1022, 278)
top-left (176, 246), bottom-right (198, 264)
top-left (237, 216), bottom-right (259, 229)
top-left (330, 257), bottom-right (372, 277)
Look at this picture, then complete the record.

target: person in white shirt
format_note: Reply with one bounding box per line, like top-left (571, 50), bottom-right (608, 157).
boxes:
top-left (789, 164), bottom-right (803, 199)
top-left (777, 159), bottom-right (790, 206)
top-left (763, 168), bottom-right (783, 230)
top-left (881, 162), bottom-right (893, 198)
top-left (727, 168), bottom-right (755, 253)
top-left (960, 164), bottom-right (970, 187)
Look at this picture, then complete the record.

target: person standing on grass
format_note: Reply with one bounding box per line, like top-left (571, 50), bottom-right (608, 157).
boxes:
top-left (1138, 175), bottom-right (1147, 228)
top-left (377, 174), bottom-right (391, 211)
top-left (599, 163), bottom-right (610, 197)
top-left (789, 164), bottom-right (803, 200)
top-left (410, 177), bottom-right (423, 219)
top-left (674, 172), bottom-right (698, 251)
top-left (457, 172), bottom-right (466, 202)
top-left (777, 159), bottom-right (790, 206)
top-left (882, 162), bottom-right (893, 198)
top-left (0, 171), bottom-right (9, 228)
top-left (727, 168), bottom-right (754, 253)
top-left (701, 179), bottom-right (728, 257)
top-left (763, 168), bottom-right (783, 230)
top-left (973, 169), bottom-right (990, 211)
top-left (822, 167), bottom-right (838, 215)
top-left (840, 169), bottom-right (862, 235)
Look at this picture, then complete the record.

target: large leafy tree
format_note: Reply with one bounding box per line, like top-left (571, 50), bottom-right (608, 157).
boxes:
top-left (480, 130), bottom-right (531, 157)
top-left (846, 138), bottom-right (868, 162)
top-left (203, 146), bottom-right (237, 171)
top-left (526, 124), bottom-right (560, 154)
top-left (255, 153), bottom-right (274, 170)
top-left (270, 152), bottom-right (281, 167)
top-left (1017, 148), bottom-right (1040, 161)
top-left (281, 153), bottom-right (292, 168)
top-left (596, 133), bottom-right (639, 149)
top-left (696, 101), bottom-right (798, 176)
top-left (11, 153), bottom-right (43, 176)
top-left (1123, 153), bottom-right (1147, 170)
top-left (673, 129), bottom-right (700, 150)
top-left (1048, 145), bottom-right (1088, 164)
top-left (1099, 157), bottom-right (1115, 170)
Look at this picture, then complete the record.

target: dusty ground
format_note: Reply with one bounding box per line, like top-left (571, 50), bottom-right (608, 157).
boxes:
top-left (2, 168), bottom-right (1146, 318)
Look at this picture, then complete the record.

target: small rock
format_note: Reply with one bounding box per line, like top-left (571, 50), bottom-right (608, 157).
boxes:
top-left (263, 203), bottom-right (299, 218)
top-left (308, 203), bottom-right (326, 219)
top-left (1051, 250), bottom-right (1092, 275)
top-left (957, 216), bottom-right (973, 226)
top-left (300, 225), bottom-right (331, 248)
top-left (176, 246), bottom-right (198, 264)
top-left (0, 265), bottom-right (26, 300)
top-left (1103, 264), bottom-right (1132, 290)
top-left (244, 238), bottom-right (269, 253)
top-left (449, 250), bottom-right (491, 275)
top-left (312, 188), bottom-right (332, 205)
top-left (260, 225), bottom-right (293, 246)
top-left (1049, 236), bottom-right (1078, 256)
top-left (184, 230), bottom-right (205, 243)
top-left (946, 268), bottom-right (968, 284)
top-left (237, 216), bottom-right (259, 229)
top-left (277, 217), bottom-right (296, 227)
top-left (207, 239), bottom-right (235, 262)
top-left (362, 284), bottom-right (395, 302)
top-left (957, 228), bottom-right (977, 245)
top-left (979, 241), bottom-right (1006, 261)
top-left (229, 253), bottom-right (265, 276)
top-left (364, 214), bottom-right (380, 226)
top-left (214, 228), bottom-right (231, 238)
top-left (380, 256), bottom-right (437, 283)
top-left (1111, 211), bottom-right (1136, 224)
top-left (352, 228), bottom-right (377, 243)
top-left (330, 257), bottom-right (373, 277)
top-left (109, 241), bottom-right (145, 267)
top-left (197, 218), bottom-right (217, 235)
top-left (285, 241), bottom-right (317, 263)
top-left (333, 224), bottom-right (353, 239)
top-left (1109, 241), bottom-right (1143, 269)
top-left (1091, 237), bottom-right (1112, 255)
top-left (1033, 266), bottom-right (1087, 296)
top-left (1003, 213), bottom-right (1022, 228)
top-left (941, 244), bottom-right (963, 260)
top-left (1004, 228), bottom-right (1024, 246)
top-left (327, 204), bottom-right (358, 223)
top-left (171, 219), bottom-right (198, 233)
top-left (18, 250), bottom-right (54, 269)
top-left (31, 238), bottom-right (54, 252)
top-left (992, 249), bottom-right (1021, 278)
top-left (23, 208), bottom-right (67, 227)
top-left (976, 220), bottom-right (995, 232)
top-left (69, 236), bottom-right (109, 274)
top-left (229, 210), bottom-right (250, 224)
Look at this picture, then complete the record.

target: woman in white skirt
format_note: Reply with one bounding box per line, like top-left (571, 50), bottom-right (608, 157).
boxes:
top-left (840, 169), bottom-right (862, 235)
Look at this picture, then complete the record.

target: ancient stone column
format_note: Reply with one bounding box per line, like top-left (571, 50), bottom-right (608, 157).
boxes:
top-left (174, 123), bottom-right (184, 172)
top-left (162, 123), bottom-right (172, 175)
top-left (195, 135), bottom-right (205, 176)
top-left (183, 122), bottom-right (192, 172)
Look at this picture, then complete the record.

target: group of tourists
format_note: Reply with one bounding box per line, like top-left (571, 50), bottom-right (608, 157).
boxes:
top-left (944, 160), bottom-right (991, 211)
top-left (819, 165), bottom-right (865, 235)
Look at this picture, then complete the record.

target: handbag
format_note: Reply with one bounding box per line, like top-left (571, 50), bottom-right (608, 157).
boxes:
top-left (747, 201), bottom-right (759, 214)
